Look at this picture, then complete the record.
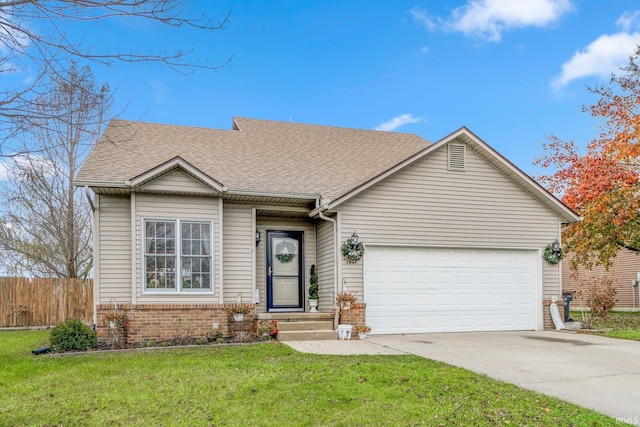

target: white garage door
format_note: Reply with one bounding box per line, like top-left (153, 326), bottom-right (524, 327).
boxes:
top-left (364, 246), bottom-right (539, 334)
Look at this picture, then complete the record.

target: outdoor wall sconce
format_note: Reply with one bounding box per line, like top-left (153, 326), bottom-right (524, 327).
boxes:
top-left (256, 229), bottom-right (261, 246)
top-left (350, 231), bottom-right (360, 250)
top-left (551, 239), bottom-right (562, 256)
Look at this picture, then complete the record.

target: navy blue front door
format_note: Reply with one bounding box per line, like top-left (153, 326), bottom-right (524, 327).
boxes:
top-left (266, 231), bottom-right (304, 311)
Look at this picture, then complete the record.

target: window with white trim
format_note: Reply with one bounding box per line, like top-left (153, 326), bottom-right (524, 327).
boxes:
top-left (144, 219), bottom-right (212, 292)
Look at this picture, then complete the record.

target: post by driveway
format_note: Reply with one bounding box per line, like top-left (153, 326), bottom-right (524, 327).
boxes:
top-left (286, 331), bottom-right (640, 421)
top-left (365, 331), bottom-right (640, 422)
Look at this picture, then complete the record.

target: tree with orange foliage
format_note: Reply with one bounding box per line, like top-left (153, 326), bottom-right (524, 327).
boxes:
top-left (537, 47), bottom-right (640, 269)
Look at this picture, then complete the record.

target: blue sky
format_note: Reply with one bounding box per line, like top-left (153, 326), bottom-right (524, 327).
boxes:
top-left (13, 1), bottom-right (640, 176)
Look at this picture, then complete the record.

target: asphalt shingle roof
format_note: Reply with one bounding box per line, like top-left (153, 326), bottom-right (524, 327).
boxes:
top-left (76, 117), bottom-right (431, 201)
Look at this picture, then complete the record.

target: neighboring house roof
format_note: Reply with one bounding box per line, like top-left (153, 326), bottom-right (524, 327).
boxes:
top-left (74, 117), bottom-right (430, 202)
top-left (74, 117), bottom-right (579, 223)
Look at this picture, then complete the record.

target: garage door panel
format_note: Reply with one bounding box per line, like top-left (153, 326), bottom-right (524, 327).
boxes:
top-left (364, 246), bottom-right (538, 334)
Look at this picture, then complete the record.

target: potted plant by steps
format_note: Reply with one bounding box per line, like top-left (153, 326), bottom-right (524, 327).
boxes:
top-left (228, 306), bottom-right (250, 322)
top-left (309, 264), bottom-right (319, 312)
top-left (256, 320), bottom-right (279, 340)
top-left (336, 291), bottom-right (357, 311)
top-left (354, 325), bottom-right (371, 340)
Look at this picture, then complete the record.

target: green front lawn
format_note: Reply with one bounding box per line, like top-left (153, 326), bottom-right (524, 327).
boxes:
top-left (1, 330), bottom-right (612, 426)
top-left (570, 310), bottom-right (640, 341)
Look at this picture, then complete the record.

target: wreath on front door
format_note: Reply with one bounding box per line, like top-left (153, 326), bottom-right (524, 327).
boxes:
top-left (543, 244), bottom-right (564, 264)
top-left (275, 240), bottom-right (296, 263)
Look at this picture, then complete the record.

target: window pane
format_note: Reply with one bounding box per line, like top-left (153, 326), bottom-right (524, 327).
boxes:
top-left (157, 222), bottom-right (166, 239)
top-left (146, 222), bottom-right (156, 239)
top-left (182, 256), bottom-right (211, 289)
top-left (146, 238), bottom-right (155, 254)
top-left (166, 238), bottom-right (175, 255)
top-left (166, 222), bottom-right (175, 239)
top-left (145, 256), bottom-right (176, 289)
top-left (191, 241), bottom-right (200, 255)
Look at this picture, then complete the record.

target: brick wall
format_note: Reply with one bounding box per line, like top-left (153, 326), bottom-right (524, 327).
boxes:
top-left (96, 304), bottom-right (255, 344)
top-left (337, 302), bottom-right (367, 339)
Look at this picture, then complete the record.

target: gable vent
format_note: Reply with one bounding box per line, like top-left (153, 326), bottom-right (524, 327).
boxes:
top-left (448, 143), bottom-right (466, 171)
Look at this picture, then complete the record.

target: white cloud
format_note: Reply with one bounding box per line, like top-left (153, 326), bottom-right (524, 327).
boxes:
top-left (0, 161), bottom-right (9, 180)
top-left (552, 32), bottom-right (640, 89)
top-left (410, 8), bottom-right (438, 31)
top-left (413, 0), bottom-right (573, 42)
top-left (375, 114), bottom-right (424, 132)
top-left (616, 10), bottom-right (640, 32)
top-left (0, 155), bottom-right (57, 181)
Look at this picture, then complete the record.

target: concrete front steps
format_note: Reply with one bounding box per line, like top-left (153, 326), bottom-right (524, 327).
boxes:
top-left (256, 312), bottom-right (336, 341)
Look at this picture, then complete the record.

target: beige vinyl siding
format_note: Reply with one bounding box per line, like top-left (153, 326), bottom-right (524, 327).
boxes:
top-left (316, 218), bottom-right (335, 312)
top-left (255, 218), bottom-right (316, 313)
top-left (563, 249), bottom-right (640, 310)
top-left (138, 169), bottom-right (217, 195)
top-left (334, 143), bottom-right (563, 301)
top-left (223, 203), bottom-right (254, 302)
top-left (97, 194), bottom-right (132, 304)
top-left (134, 193), bottom-right (220, 304)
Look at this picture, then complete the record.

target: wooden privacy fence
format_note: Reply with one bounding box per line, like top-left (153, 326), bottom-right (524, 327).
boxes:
top-left (0, 277), bottom-right (93, 327)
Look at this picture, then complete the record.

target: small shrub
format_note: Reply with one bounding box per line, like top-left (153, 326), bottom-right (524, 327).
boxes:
top-left (309, 264), bottom-right (318, 299)
top-left (158, 341), bottom-right (173, 347)
top-left (194, 337), bottom-right (209, 345)
top-left (103, 312), bottom-right (130, 348)
top-left (50, 319), bottom-right (97, 352)
top-left (231, 331), bottom-right (255, 343)
top-left (574, 273), bottom-right (618, 328)
top-left (171, 317), bottom-right (193, 345)
top-left (205, 329), bottom-right (223, 343)
top-left (141, 340), bottom-right (156, 347)
top-left (255, 320), bottom-right (278, 339)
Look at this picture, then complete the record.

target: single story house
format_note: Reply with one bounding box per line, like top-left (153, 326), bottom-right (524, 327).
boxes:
top-left (74, 117), bottom-right (579, 342)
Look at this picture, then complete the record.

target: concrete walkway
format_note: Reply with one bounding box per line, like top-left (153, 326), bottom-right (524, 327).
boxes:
top-left (285, 331), bottom-right (640, 422)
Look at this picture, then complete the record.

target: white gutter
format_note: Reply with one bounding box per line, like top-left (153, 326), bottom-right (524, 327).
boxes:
top-left (225, 189), bottom-right (320, 200)
top-left (73, 180), bottom-right (129, 188)
top-left (318, 210), bottom-right (338, 305)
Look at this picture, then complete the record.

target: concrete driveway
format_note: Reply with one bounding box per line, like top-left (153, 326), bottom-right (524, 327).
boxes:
top-left (286, 331), bottom-right (640, 421)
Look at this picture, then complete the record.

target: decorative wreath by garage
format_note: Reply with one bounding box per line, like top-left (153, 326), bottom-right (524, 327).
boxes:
top-left (341, 239), bottom-right (364, 264)
top-left (275, 240), bottom-right (296, 263)
top-left (543, 244), bottom-right (563, 264)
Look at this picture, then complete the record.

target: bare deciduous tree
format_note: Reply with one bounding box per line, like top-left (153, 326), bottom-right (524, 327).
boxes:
top-left (0, 62), bottom-right (111, 278)
top-left (0, 1), bottom-right (230, 155)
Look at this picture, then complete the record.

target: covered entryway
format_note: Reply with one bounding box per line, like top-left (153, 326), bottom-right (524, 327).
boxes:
top-left (364, 246), bottom-right (539, 334)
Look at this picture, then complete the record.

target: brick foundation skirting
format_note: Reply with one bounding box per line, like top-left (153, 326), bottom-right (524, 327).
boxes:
top-left (337, 302), bottom-right (367, 339)
top-left (96, 303), bottom-right (254, 344)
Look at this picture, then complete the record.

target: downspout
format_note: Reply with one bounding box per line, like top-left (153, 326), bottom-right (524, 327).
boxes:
top-left (84, 186), bottom-right (95, 211)
top-left (318, 211), bottom-right (338, 305)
